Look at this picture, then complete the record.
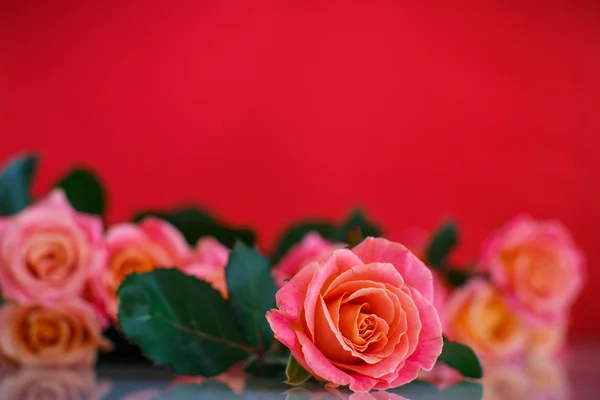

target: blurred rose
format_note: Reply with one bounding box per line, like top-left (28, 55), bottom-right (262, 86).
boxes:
top-left (104, 217), bottom-right (189, 320)
top-left (479, 216), bottom-right (584, 323)
top-left (0, 190), bottom-right (106, 306)
top-left (0, 301), bottom-right (111, 366)
top-left (272, 232), bottom-right (344, 287)
top-left (183, 237), bottom-right (230, 299)
top-left (0, 368), bottom-right (111, 400)
top-left (171, 364), bottom-right (248, 394)
top-left (445, 280), bottom-right (527, 359)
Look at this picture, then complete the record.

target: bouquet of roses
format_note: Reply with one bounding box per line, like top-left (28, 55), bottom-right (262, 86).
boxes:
top-left (0, 154), bottom-right (583, 393)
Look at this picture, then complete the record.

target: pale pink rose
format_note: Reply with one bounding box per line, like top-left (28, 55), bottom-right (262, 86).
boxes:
top-left (0, 190), bottom-right (106, 306)
top-left (104, 217), bottom-right (189, 320)
top-left (479, 216), bottom-right (584, 323)
top-left (444, 279), bottom-right (528, 359)
top-left (272, 232), bottom-right (345, 287)
top-left (0, 301), bottom-right (111, 367)
top-left (183, 237), bottom-right (230, 299)
top-left (0, 368), bottom-right (111, 400)
top-left (266, 237), bottom-right (443, 392)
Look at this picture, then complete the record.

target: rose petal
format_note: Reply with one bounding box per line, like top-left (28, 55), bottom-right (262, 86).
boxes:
top-left (352, 238), bottom-right (434, 302)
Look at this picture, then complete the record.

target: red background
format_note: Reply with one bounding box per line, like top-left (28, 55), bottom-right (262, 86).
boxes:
top-left (1, 1), bottom-right (599, 338)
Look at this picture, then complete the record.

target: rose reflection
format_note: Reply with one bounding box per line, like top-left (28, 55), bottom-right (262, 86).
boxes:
top-left (481, 356), bottom-right (569, 400)
top-left (0, 368), bottom-right (111, 400)
top-left (284, 387), bottom-right (408, 400)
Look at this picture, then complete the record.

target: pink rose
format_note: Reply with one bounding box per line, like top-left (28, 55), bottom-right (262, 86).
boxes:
top-left (266, 237), bottom-right (443, 392)
top-left (444, 279), bottom-right (527, 359)
top-left (183, 237), bottom-right (230, 299)
top-left (104, 217), bottom-right (189, 320)
top-left (0, 301), bottom-right (111, 367)
top-left (272, 232), bottom-right (345, 287)
top-left (0, 190), bottom-right (106, 305)
top-left (479, 216), bottom-right (584, 323)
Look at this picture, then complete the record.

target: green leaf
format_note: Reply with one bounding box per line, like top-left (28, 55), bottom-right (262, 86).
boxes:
top-left (133, 208), bottom-right (255, 248)
top-left (0, 154), bottom-right (38, 216)
top-left (425, 221), bottom-right (458, 269)
top-left (226, 242), bottom-right (277, 349)
top-left (118, 269), bottom-right (253, 376)
top-left (438, 339), bottom-right (483, 379)
top-left (272, 221), bottom-right (336, 264)
top-left (334, 210), bottom-right (381, 242)
top-left (55, 168), bottom-right (106, 216)
top-left (284, 355), bottom-right (311, 385)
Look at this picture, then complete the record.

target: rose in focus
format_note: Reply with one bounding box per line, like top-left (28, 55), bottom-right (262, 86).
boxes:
top-left (0, 190), bottom-right (106, 306)
top-left (479, 216), bottom-right (584, 323)
top-left (104, 217), bottom-right (190, 320)
top-left (0, 301), bottom-right (111, 366)
top-left (272, 232), bottom-right (344, 287)
top-left (267, 237), bottom-right (443, 392)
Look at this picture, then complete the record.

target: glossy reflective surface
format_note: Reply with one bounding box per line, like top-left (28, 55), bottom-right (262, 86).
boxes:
top-left (1, 343), bottom-right (598, 399)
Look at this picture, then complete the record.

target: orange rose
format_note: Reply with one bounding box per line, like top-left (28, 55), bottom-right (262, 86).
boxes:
top-left (104, 217), bottom-right (190, 320)
top-left (0, 301), bottom-right (111, 366)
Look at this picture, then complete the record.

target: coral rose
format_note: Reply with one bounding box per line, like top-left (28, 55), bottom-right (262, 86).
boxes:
top-left (479, 216), bottom-right (584, 323)
top-left (0, 301), bottom-right (111, 366)
top-left (266, 237), bottom-right (443, 392)
top-left (104, 217), bottom-right (189, 320)
top-left (444, 280), bottom-right (527, 359)
top-left (273, 232), bottom-right (345, 287)
top-left (183, 237), bottom-right (230, 298)
top-left (0, 190), bottom-right (106, 305)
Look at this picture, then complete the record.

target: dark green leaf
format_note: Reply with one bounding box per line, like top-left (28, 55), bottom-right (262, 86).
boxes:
top-left (438, 338), bottom-right (483, 379)
top-left (284, 355), bottom-right (311, 385)
top-left (425, 221), bottom-right (458, 269)
top-left (445, 269), bottom-right (471, 287)
top-left (334, 210), bottom-right (381, 242)
top-left (0, 154), bottom-right (37, 216)
top-left (55, 167), bottom-right (106, 216)
top-left (226, 242), bottom-right (277, 349)
top-left (272, 221), bottom-right (336, 264)
top-left (133, 208), bottom-right (255, 248)
top-left (118, 269), bottom-right (253, 376)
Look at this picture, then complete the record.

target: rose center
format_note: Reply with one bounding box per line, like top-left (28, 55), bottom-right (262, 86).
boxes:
top-left (110, 248), bottom-right (156, 288)
top-left (357, 313), bottom-right (376, 340)
top-left (25, 235), bottom-right (77, 282)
